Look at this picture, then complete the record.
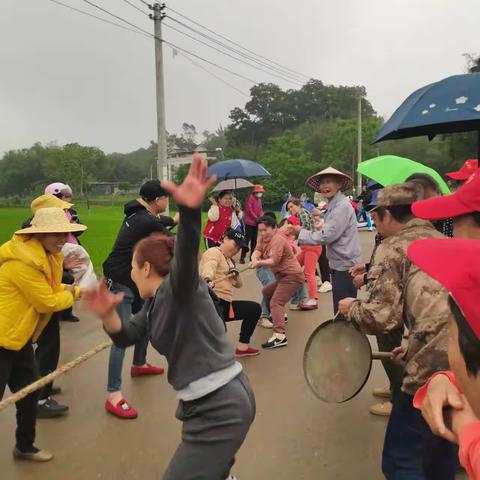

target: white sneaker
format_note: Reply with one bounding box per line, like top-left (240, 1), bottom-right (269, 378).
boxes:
top-left (259, 317), bottom-right (273, 329)
top-left (289, 303), bottom-right (302, 311)
top-left (225, 476), bottom-right (237, 480)
top-left (318, 281), bottom-right (332, 293)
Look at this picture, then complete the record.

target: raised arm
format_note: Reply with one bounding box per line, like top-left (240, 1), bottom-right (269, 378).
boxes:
top-left (161, 153), bottom-right (217, 301)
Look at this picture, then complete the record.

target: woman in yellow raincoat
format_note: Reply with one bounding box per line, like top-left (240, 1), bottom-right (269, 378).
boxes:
top-left (0, 207), bottom-right (86, 462)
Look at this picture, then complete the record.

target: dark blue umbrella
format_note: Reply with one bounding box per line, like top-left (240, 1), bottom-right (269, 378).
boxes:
top-left (373, 73), bottom-right (480, 158)
top-left (207, 159), bottom-right (271, 179)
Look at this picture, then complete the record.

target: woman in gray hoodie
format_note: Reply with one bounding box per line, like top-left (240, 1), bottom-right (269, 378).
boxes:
top-left (83, 155), bottom-right (255, 480)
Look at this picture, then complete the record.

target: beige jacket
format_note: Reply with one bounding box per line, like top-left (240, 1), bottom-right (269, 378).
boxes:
top-left (199, 247), bottom-right (242, 302)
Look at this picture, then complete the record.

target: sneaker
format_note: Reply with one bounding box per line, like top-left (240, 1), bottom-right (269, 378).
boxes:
top-left (318, 281), bottom-right (333, 293)
top-left (239, 258), bottom-right (246, 264)
top-left (105, 398), bottom-right (138, 419)
top-left (235, 347), bottom-right (260, 358)
top-left (262, 335), bottom-right (288, 349)
top-left (225, 476), bottom-right (237, 480)
top-left (259, 317), bottom-right (273, 328)
top-left (37, 397), bottom-right (69, 418)
top-left (289, 303), bottom-right (302, 311)
top-left (372, 387), bottom-right (391, 399)
top-left (369, 401), bottom-right (392, 417)
top-left (130, 363), bottom-right (165, 377)
top-left (299, 299), bottom-right (318, 310)
top-left (13, 446), bottom-right (53, 462)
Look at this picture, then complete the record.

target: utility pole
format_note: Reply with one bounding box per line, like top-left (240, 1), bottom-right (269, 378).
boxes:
top-left (151, 3), bottom-right (167, 182)
top-left (357, 95), bottom-right (363, 194)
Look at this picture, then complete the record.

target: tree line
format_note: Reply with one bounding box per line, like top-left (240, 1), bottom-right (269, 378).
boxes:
top-left (1, 55), bottom-right (478, 206)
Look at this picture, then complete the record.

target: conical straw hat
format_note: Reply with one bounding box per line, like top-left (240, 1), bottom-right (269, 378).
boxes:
top-left (15, 207), bottom-right (87, 235)
top-left (306, 167), bottom-right (354, 192)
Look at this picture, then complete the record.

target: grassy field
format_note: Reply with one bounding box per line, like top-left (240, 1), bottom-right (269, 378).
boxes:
top-left (0, 206), bottom-right (210, 273)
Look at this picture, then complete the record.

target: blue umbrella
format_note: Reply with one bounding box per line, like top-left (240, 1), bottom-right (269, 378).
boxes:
top-left (207, 159), bottom-right (271, 179)
top-left (373, 73), bottom-right (480, 158)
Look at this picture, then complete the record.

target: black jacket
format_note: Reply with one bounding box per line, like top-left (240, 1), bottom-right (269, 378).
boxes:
top-left (103, 200), bottom-right (174, 310)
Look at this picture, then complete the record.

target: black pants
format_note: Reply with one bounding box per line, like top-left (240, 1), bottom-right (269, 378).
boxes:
top-left (331, 269), bottom-right (357, 314)
top-left (241, 225), bottom-right (258, 261)
top-left (318, 248), bottom-right (331, 283)
top-left (0, 343), bottom-right (39, 452)
top-left (219, 299), bottom-right (261, 344)
top-left (376, 328), bottom-right (404, 396)
top-left (35, 313), bottom-right (61, 399)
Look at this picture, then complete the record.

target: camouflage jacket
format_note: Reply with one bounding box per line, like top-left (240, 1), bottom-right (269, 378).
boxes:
top-left (348, 218), bottom-right (452, 395)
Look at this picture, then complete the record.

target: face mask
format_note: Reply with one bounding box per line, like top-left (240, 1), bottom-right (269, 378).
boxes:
top-left (255, 193), bottom-right (263, 198)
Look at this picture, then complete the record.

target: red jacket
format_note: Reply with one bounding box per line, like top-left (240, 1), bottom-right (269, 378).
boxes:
top-left (244, 194), bottom-right (263, 227)
top-left (203, 206), bottom-right (233, 243)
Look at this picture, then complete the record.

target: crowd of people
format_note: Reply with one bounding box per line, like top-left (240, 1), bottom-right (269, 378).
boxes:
top-left (3, 154), bottom-right (480, 479)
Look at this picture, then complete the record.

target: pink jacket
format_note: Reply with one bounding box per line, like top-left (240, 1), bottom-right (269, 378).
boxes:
top-left (244, 194), bottom-right (263, 227)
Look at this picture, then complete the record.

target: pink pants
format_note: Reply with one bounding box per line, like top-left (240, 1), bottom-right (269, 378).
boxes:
top-left (262, 272), bottom-right (305, 334)
top-left (297, 245), bottom-right (323, 300)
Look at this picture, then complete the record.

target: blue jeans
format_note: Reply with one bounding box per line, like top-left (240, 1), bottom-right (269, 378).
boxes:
top-left (256, 267), bottom-right (275, 317)
top-left (256, 267), bottom-right (307, 316)
top-left (106, 282), bottom-right (149, 392)
top-left (382, 390), bottom-right (457, 480)
top-left (357, 207), bottom-right (373, 228)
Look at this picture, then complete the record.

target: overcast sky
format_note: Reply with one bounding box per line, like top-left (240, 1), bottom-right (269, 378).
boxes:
top-left (0, 0), bottom-right (478, 155)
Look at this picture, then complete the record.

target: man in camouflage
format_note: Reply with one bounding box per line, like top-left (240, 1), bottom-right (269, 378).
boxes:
top-left (339, 182), bottom-right (457, 480)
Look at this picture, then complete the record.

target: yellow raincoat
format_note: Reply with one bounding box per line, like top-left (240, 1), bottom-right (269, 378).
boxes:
top-left (0, 234), bottom-right (79, 351)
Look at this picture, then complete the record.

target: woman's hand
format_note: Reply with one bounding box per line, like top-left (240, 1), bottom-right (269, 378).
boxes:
top-left (81, 281), bottom-right (124, 320)
top-left (421, 374), bottom-right (464, 443)
top-left (162, 153), bottom-right (216, 209)
top-left (391, 346), bottom-right (407, 365)
top-left (64, 253), bottom-right (84, 270)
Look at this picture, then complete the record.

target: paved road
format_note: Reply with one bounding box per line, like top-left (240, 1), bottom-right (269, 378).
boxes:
top-left (0, 231), bottom-right (466, 479)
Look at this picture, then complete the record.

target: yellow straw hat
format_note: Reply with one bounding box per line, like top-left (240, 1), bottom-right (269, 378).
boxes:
top-left (15, 207), bottom-right (87, 235)
top-left (306, 167), bottom-right (354, 192)
top-left (31, 194), bottom-right (73, 214)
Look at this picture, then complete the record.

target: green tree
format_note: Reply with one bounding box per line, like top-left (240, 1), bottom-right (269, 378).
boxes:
top-left (260, 132), bottom-right (316, 205)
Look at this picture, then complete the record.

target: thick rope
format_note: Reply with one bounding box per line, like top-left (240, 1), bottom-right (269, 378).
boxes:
top-left (0, 340), bottom-right (112, 412)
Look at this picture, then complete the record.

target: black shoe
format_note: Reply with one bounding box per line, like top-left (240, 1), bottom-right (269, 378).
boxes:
top-left (37, 397), bottom-right (69, 418)
top-left (239, 258), bottom-right (246, 264)
top-left (60, 315), bottom-right (80, 322)
top-left (262, 335), bottom-right (288, 349)
top-left (51, 386), bottom-right (62, 396)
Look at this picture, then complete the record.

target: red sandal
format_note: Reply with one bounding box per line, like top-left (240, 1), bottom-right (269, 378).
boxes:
top-left (130, 363), bottom-right (165, 377)
top-left (105, 398), bottom-right (138, 419)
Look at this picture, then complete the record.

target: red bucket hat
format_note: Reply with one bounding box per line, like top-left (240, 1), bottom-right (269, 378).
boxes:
top-left (446, 159), bottom-right (479, 181)
top-left (253, 184), bottom-right (265, 193)
top-left (408, 238), bottom-right (480, 339)
top-left (412, 171), bottom-right (480, 221)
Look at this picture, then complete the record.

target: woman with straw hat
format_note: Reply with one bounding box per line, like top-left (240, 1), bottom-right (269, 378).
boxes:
top-left (0, 207), bottom-right (86, 462)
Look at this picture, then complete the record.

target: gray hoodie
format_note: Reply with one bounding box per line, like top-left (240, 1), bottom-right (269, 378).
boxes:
top-left (109, 205), bottom-right (236, 391)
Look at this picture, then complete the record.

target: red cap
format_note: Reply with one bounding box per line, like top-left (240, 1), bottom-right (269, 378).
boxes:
top-left (287, 216), bottom-right (301, 226)
top-left (412, 171), bottom-right (480, 221)
top-left (253, 184), bottom-right (265, 193)
top-left (408, 238), bottom-right (480, 339)
top-left (446, 159), bottom-right (479, 181)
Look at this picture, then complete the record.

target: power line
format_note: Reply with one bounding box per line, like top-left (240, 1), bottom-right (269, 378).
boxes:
top-left (121, 0), bottom-right (149, 16)
top-left (163, 20), bottom-right (303, 86)
top-left (48, 0), bottom-right (151, 37)
top-left (47, 0), bottom-right (257, 93)
top-left (176, 51), bottom-right (248, 97)
top-left (163, 39), bottom-right (260, 84)
top-left (166, 14), bottom-right (307, 83)
top-left (135, 0), bottom-right (151, 6)
top-left (76, 1), bottom-right (261, 85)
top-left (166, 5), bottom-right (311, 81)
